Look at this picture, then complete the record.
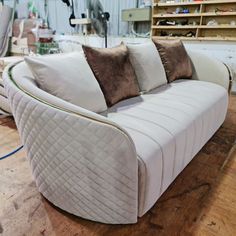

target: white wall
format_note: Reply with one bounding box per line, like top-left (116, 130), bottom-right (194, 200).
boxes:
top-left (4, 0), bottom-right (236, 81)
top-left (4, 0), bottom-right (141, 35)
top-left (55, 34), bottom-right (236, 81)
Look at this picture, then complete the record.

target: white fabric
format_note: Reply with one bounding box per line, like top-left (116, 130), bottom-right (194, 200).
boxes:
top-left (0, 6), bottom-right (12, 57)
top-left (0, 94), bottom-right (11, 113)
top-left (188, 50), bottom-right (230, 90)
top-left (25, 52), bottom-right (107, 113)
top-left (10, 61), bottom-right (131, 132)
top-left (106, 80), bottom-right (228, 216)
top-left (2, 50), bottom-right (229, 224)
top-left (3, 62), bottom-right (138, 224)
top-left (0, 56), bottom-right (23, 73)
top-left (0, 85), bottom-right (6, 96)
top-left (128, 42), bottom-right (167, 92)
top-left (0, 56), bottom-right (23, 115)
top-left (57, 40), bottom-right (83, 53)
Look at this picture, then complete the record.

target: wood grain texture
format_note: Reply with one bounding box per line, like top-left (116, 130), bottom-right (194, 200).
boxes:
top-left (0, 95), bottom-right (236, 236)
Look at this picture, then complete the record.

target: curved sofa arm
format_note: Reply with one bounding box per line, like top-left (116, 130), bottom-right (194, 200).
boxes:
top-left (187, 50), bottom-right (230, 90)
top-left (3, 63), bottom-right (138, 224)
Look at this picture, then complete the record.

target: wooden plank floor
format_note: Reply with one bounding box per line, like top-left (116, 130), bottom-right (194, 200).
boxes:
top-left (0, 95), bottom-right (236, 236)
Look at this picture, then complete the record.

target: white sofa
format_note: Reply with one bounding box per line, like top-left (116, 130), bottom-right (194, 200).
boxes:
top-left (0, 57), bottom-right (23, 115)
top-left (3, 48), bottom-right (229, 224)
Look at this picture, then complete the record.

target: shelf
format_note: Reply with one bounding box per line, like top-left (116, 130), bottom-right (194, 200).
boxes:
top-left (152, 1), bottom-right (236, 41)
top-left (203, 0), bottom-right (236, 5)
top-left (154, 0), bottom-right (236, 7)
top-left (199, 25), bottom-right (236, 28)
top-left (152, 25), bottom-right (236, 29)
top-left (152, 25), bottom-right (198, 29)
top-left (153, 13), bottom-right (201, 18)
top-left (152, 36), bottom-right (236, 41)
top-left (202, 12), bottom-right (236, 16)
top-left (197, 36), bottom-right (236, 40)
top-left (156, 2), bottom-right (201, 7)
top-left (152, 36), bottom-right (198, 40)
top-left (153, 12), bottom-right (236, 18)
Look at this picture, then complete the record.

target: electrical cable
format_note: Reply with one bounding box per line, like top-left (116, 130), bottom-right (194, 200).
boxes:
top-left (0, 145), bottom-right (23, 160)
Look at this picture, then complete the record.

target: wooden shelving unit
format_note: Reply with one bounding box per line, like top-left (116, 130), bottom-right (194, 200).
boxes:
top-left (152, 0), bottom-right (236, 41)
top-left (153, 13), bottom-right (201, 18)
top-left (152, 25), bottom-right (198, 28)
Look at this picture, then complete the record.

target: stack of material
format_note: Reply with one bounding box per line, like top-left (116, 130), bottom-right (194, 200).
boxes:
top-left (0, 57), bottom-right (23, 115)
top-left (11, 19), bottom-right (39, 55)
top-left (0, 5), bottom-right (13, 57)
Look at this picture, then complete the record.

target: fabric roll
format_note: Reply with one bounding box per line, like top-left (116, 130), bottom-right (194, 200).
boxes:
top-left (0, 6), bottom-right (13, 57)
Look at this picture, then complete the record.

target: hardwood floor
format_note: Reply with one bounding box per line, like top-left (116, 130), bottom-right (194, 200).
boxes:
top-left (0, 95), bottom-right (236, 236)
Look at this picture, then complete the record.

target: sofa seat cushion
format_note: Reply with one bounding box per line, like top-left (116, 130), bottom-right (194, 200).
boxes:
top-left (105, 80), bottom-right (228, 217)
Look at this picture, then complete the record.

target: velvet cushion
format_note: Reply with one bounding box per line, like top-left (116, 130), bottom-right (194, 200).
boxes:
top-left (152, 39), bottom-right (192, 83)
top-left (82, 43), bottom-right (140, 107)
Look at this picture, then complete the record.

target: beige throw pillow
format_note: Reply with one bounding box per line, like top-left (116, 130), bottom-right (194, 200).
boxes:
top-left (128, 41), bottom-right (167, 92)
top-left (25, 52), bottom-right (107, 113)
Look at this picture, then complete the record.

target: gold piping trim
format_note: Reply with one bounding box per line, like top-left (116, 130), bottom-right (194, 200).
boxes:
top-left (8, 62), bottom-right (136, 147)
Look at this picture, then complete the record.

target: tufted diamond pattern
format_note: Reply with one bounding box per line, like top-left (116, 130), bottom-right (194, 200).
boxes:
top-left (3, 65), bottom-right (138, 224)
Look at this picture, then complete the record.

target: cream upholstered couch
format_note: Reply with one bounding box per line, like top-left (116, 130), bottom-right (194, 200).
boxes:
top-left (3, 47), bottom-right (229, 224)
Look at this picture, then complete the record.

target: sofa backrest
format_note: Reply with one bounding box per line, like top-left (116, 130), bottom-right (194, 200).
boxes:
top-left (8, 61), bottom-right (123, 127)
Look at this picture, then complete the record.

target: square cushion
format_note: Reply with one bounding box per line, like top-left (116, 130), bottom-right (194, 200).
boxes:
top-left (128, 41), bottom-right (167, 92)
top-left (153, 39), bottom-right (192, 83)
top-left (82, 43), bottom-right (140, 107)
top-left (25, 52), bottom-right (107, 113)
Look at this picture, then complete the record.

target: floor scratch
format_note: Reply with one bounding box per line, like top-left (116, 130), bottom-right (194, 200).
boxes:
top-left (159, 183), bottom-right (211, 203)
top-left (28, 203), bottom-right (41, 222)
top-left (13, 201), bottom-right (19, 210)
top-left (0, 222), bottom-right (3, 234)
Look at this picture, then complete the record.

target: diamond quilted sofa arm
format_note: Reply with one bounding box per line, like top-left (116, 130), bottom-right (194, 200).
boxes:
top-left (2, 61), bottom-right (138, 224)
